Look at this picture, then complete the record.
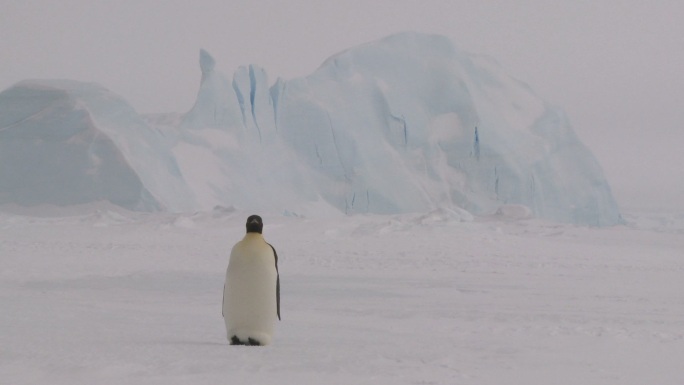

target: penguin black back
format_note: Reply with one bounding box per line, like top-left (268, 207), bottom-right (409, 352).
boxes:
top-left (245, 214), bottom-right (280, 320)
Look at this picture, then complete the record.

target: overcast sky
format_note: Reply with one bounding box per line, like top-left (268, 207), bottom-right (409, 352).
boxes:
top-left (2, 0), bottom-right (683, 210)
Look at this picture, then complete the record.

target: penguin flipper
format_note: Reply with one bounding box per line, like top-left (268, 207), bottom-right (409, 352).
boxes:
top-left (276, 273), bottom-right (280, 320)
top-left (268, 243), bottom-right (281, 321)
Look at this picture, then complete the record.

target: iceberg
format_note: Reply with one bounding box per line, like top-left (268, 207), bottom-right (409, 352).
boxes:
top-left (272, 32), bottom-right (622, 225)
top-left (0, 79), bottom-right (194, 211)
top-left (182, 32), bottom-right (620, 225)
top-left (0, 32), bottom-right (622, 225)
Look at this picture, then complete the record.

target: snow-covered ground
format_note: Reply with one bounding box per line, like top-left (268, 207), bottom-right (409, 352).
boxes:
top-left (1, 205), bottom-right (683, 384)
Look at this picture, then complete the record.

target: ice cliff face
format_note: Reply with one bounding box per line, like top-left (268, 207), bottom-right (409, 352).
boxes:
top-left (0, 32), bottom-right (622, 225)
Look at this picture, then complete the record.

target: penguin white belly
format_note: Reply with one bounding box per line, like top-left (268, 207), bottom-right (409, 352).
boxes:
top-left (223, 235), bottom-right (278, 345)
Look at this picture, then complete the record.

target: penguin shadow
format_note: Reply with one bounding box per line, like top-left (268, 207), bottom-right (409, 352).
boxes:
top-left (152, 340), bottom-right (227, 347)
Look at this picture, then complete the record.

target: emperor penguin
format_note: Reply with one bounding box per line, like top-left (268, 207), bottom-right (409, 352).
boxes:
top-left (223, 215), bottom-right (280, 346)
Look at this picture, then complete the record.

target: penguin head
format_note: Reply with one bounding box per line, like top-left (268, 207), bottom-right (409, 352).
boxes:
top-left (245, 215), bottom-right (263, 234)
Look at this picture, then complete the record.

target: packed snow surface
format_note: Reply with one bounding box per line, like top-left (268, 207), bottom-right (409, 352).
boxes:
top-left (1, 205), bottom-right (682, 384)
top-left (0, 32), bottom-right (621, 226)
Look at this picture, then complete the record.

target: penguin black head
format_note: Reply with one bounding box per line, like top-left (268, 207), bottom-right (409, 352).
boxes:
top-left (245, 215), bottom-right (263, 234)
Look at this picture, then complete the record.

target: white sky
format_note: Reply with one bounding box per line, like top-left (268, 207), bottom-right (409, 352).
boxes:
top-left (1, 0), bottom-right (683, 210)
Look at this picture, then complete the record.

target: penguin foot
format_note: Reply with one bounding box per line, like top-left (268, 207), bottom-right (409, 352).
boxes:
top-left (230, 335), bottom-right (262, 346)
top-left (230, 336), bottom-right (245, 345)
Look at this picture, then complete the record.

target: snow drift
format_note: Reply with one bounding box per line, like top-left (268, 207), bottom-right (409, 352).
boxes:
top-left (0, 32), bottom-right (621, 225)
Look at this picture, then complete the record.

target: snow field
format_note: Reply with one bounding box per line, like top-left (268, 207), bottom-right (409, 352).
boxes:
top-left (1, 207), bottom-right (683, 384)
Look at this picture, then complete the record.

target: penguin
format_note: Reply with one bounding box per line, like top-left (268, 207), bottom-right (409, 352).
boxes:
top-left (222, 215), bottom-right (280, 346)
